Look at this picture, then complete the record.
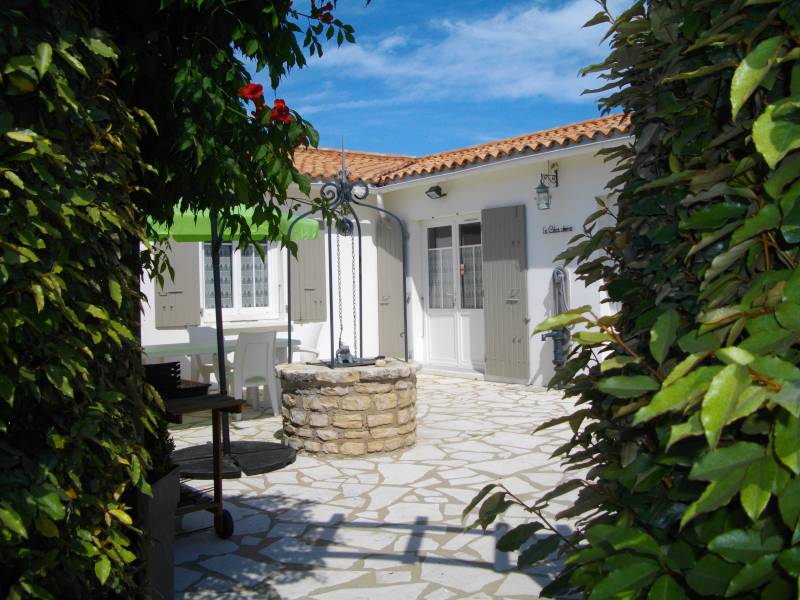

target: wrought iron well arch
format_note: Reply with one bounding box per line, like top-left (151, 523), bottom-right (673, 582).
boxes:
top-left (286, 151), bottom-right (408, 367)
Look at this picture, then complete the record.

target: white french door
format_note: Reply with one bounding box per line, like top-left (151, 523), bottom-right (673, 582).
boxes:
top-left (425, 216), bottom-right (485, 372)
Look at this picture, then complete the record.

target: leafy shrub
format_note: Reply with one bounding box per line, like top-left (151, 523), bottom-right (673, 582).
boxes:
top-left (466, 1), bottom-right (800, 597)
top-left (1, 1), bottom-right (354, 596)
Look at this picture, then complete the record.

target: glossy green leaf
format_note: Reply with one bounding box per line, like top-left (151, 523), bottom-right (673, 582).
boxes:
top-left (753, 98), bottom-right (800, 168)
top-left (708, 528), bottom-right (782, 562)
top-left (34, 42), bottom-right (52, 77)
top-left (588, 558), bottom-right (660, 600)
top-left (94, 555), bottom-right (111, 585)
top-left (777, 546), bottom-right (800, 576)
top-left (600, 355), bottom-right (640, 372)
top-left (573, 330), bottom-right (614, 345)
top-left (0, 505), bottom-right (27, 538)
top-left (774, 410), bottom-right (800, 474)
top-left (725, 554), bottom-right (777, 596)
top-left (729, 204), bottom-right (780, 245)
top-left (730, 36), bottom-right (783, 120)
top-left (663, 352), bottom-right (709, 386)
top-left (667, 413), bottom-right (704, 449)
top-left (689, 442), bottom-right (765, 481)
top-left (686, 554), bottom-right (740, 596)
top-left (775, 301), bottom-right (800, 332)
top-left (701, 364), bottom-right (749, 447)
top-left (597, 375), bottom-right (660, 399)
top-left (740, 457), bottom-right (776, 521)
top-left (770, 381), bottom-right (800, 417)
top-left (517, 534), bottom-right (560, 567)
top-left (496, 522), bottom-right (544, 552)
top-left (648, 575), bottom-right (687, 600)
top-left (778, 479), bottom-right (800, 530)
top-left (462, 483), bottom-right (497, 521)
top-left (649, 309), bottom-right (678, 364)
top-left (108, 279), bottom-right (122, 308)
top-left (534, 306), bottom-right (591, 332)
top-left (681, 469), bottom-right (747, 528)
top-left (35, 491), bottom-right (65, 521)
top-left (633, 366), bottom-right (721, 424)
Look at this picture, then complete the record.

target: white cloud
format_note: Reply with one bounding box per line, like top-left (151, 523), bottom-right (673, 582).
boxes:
top-left (294, 0), bottom-right (618, 113)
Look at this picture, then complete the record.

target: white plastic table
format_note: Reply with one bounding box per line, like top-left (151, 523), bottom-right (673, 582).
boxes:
top-left (142, 321), bottom-right (292, 406)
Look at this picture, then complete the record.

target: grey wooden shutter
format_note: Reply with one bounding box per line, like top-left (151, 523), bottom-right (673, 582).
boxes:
top-left (481, 205), bottom-right (529, 383)
top-left (289, 225), bottom-right (327, 323)
top-left (155, 242), bottom-right (202, 329)
top-left (376, 214), bottom-right (406, 358)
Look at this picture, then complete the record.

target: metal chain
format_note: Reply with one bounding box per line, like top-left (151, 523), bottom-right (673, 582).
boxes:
top-left (351, 228), bottom-right (358, 358)
top-left (336, 229), bottom-right (343, 345)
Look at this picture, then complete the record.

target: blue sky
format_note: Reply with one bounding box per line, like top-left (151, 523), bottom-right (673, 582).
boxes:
top-left (253, 0), bottom-right (620, 156)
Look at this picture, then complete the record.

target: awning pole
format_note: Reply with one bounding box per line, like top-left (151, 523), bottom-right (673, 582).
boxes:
top-left (209, 210), bottom-right (231, 453)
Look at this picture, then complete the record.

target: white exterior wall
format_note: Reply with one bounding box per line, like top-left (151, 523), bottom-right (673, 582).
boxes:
top-left (139, 184), bottom-right (382, 363)
top-left (139, 138), bottom-right (628, 385)
top-left (380, 139), bottom-right (626, 386)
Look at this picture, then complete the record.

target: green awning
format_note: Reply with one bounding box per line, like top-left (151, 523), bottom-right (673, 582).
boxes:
top-left (149, 206), bottom-right (320, 242)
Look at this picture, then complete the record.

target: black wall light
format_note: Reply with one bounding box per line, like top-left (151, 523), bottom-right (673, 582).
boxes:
top-left (536, 161), bottom-right (559, 210)
top-left (425, 185), bottom-right (447, 199)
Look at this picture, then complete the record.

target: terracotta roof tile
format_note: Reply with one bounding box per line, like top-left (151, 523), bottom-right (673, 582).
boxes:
top-left (292, 147), bottom-right (415, 183)
top-left (292, 113), bottom-right (630, 186)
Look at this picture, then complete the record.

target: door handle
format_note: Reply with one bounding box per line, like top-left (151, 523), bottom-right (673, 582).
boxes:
top-left (505, 298), bottom-right (519, 303)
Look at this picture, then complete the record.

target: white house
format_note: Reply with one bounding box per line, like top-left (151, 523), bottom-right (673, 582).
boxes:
top-left (140, 113), bottom-right (631, 386)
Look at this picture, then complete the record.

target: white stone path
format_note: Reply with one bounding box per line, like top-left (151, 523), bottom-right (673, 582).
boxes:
top-left (172, 374), bottom-right (574, 599)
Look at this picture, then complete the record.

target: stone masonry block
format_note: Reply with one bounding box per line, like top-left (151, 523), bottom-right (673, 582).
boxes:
top-left (344, 430), bottom-right (369, 439)
top-left (322, 442), bottom-right (339, 453)
top-left (321, 386), bottom-right (352, 396)
top-left (384, 437), bottom-right (405, 451)
top-left (288, 437), bottom-right (304, 450)
top-left (304, 396), bottom-right (339, 411)
top-left (341, 395), bottom-right (372, 411)
top-left (367, 440), bottom-right (385, 452)
top-left (309, 413), bottom-right (330, 428)
top-left (290, 408), bottom-right (307, 426)
top-left (340, 442), bottom-right (367, 455)
top-left (371, 426), bottom-right (399, 439)
top-left (396, 408), bottom-right (412, 425)
top-left (367, 413), bottom-right (394, 427)
top-left (304, 440), bottom-right (322, 452)
top-left (296, 427), bottom-right (313, 438)
top-left (373, 393), bottom-right (397, 411)
top-left (316, 428), bottom-right (339, 441)
top-left (355, 382), bottom-right (394, 394)
top-left (332, 413), bottom-right (363, 429)
top-left (397, 389), bottom-right (414, 408)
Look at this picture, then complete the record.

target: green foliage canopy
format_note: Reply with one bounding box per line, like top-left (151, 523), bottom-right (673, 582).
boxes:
top-left (466, 1), bottom-right (800, 597)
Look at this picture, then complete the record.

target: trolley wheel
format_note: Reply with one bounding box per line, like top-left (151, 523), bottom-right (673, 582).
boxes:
top-left (214, 509), bottom-right (234, 539)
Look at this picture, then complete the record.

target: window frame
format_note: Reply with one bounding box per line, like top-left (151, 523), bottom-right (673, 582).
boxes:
top-left (200, 240), bottom-right (281, 321)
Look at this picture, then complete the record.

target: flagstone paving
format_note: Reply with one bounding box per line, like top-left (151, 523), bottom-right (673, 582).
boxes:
top-left (172, 374), bottom-right (574, 599)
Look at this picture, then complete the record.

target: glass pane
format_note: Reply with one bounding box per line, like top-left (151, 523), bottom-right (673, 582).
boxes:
top-left (441, 248), bottom-right (454, 308)
top-left (459, 222), bottom-right (482, 246)
top-left (203, 242), bottom-right (233, 309)
top-left (427, 226), bottom-right (452, 249)
top-left (459, 224), bottom-right (483, 310)
top-left (240, 243), bottom-right (269, 308)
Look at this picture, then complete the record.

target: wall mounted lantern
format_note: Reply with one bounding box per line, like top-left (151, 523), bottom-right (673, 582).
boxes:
top-left (536, 161), bottom-right (559, 210)
top-left (425, 185), bottom-right (447, 199)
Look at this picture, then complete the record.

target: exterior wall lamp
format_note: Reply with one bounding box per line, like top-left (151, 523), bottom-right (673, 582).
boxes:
top-left (536, 161), bottom-right (559, 210)
top-left (425, 185), bottom-right (447, 199)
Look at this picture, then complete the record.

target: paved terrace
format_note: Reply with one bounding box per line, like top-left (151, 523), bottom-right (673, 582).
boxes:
top-left (172, 374), bottom-right (573, 599)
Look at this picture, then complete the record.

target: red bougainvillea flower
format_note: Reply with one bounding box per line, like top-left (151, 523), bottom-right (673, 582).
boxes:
top-left (311, 1), bottom-right (334, 23)
top-left (270, 99), bottom-right (292, 124)
top-left (238, 83), bottom-right (264, 102)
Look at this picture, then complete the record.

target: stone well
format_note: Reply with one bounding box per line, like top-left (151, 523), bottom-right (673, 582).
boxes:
top-left (275, 359), bottom-right (418, 456)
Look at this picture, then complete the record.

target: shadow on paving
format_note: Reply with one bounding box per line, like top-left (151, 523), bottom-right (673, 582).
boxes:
top-left (176, 491), bottom-right (569, 599)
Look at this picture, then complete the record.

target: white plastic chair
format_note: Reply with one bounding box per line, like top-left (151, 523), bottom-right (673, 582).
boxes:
top-left (188, 327), bottom-right (233, 390)
top-left (276, 322), bottom-right (323, 364)
top-left (232, 332), bottom-right (279, 415)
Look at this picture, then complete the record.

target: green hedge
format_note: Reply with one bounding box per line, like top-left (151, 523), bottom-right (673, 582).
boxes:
top-left (0, 2), bottom-right (157, 596)
top-left (1, 1), bottom-right (354, 596)
top-left (467, 1), bottom-right (800, 597)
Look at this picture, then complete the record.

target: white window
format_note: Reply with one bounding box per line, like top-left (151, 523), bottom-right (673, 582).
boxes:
top-left (202, 241), bottom-right (279, 319)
